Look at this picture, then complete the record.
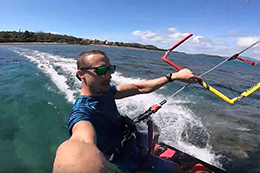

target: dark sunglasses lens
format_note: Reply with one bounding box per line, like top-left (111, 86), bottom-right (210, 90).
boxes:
top-left (96, 66), bottom-right (107, 76)
top-left (109, 65), bottom-right (116, 74)
top-left (96, 65), bottom-right (116, 76)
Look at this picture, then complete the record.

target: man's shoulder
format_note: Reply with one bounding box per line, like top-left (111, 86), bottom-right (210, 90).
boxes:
top-left (73, 96), bottom-right (89, 107)
top-left (74, 95), bottom-right (96, 109)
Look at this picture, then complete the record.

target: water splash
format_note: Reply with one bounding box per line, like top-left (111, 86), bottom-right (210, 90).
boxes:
top-left (112, 72), bottom-right (222, 167)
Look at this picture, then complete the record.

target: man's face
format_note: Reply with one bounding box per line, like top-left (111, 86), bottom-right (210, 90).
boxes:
top-left (81, 53), bottom-right (112, 96)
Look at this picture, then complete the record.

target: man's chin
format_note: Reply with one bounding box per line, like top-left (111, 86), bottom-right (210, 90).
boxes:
top-left (100, 85), bottom-right (110, 93)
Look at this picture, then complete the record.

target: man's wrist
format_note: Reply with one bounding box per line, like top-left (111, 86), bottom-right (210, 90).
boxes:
top-left (165, 73), bottom-right (174, 82)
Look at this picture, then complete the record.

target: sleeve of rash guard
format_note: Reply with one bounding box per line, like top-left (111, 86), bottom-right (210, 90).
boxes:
top-left (68, 110), bottom-right (91, 136)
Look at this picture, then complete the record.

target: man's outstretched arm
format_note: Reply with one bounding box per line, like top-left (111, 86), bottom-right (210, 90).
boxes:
top-left (53, 121), bottom-right (106, 173)
top-left (115, 68), bottom-right (201, 99)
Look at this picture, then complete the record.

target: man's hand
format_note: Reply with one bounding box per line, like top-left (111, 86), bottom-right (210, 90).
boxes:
top-left (53, 121), bottom-right (106, 173)
top-left (53, 139), bottom-right (106, 173)
top-left (171, 68), bottom-right (201, 83)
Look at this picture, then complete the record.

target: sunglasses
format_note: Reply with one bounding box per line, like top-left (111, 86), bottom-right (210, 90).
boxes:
top-left (80, 65), bottom-right (116, 76)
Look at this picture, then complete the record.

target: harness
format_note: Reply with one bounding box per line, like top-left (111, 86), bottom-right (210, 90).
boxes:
top-left (121, 116), bottom-right (138, 148)
top-left (106, 115), bottom-right (140, 164)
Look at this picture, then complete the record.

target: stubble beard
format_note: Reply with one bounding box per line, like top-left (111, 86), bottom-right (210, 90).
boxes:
top-left (89, 83), bottom-right (110, 96)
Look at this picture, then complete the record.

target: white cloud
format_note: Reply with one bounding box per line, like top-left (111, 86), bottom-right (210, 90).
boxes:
top-left (132, 30), bottom-right (158, 40)
top-left (167, 28), bottom-right (179, 33)
top-left (132, 28), bottom-right (260, 61)
top-left (150, 36), bottom-right (162, 41)
top-left (236, 37), bottom-right (260, 61)
top-left (237, 37), bottom-right (259, 47)
top-left (132, 30), bottom-right (142, 36)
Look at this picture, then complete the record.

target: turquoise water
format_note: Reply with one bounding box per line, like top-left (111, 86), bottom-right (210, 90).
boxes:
top-left (0, 45), bottom-right (259, 172)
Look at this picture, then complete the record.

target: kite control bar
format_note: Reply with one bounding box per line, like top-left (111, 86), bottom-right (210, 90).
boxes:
top-left (161, 34), bottom-right (260, 104)
top-left (132, 36), bottom-right (259, 153)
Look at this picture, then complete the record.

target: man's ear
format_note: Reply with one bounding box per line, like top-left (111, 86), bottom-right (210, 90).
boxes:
top-left (76, 70), bottom-right (85, 81)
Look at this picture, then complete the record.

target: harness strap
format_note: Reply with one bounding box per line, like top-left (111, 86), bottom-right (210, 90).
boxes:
top-left (107, 115), bottom-right (139, 163)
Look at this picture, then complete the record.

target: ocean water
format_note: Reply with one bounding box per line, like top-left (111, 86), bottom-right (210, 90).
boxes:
top-left (0, 45), bottom-right (259, 173)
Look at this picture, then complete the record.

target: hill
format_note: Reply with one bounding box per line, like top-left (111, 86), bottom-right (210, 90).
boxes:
top-left (0, 30), bottom-right (165, 51)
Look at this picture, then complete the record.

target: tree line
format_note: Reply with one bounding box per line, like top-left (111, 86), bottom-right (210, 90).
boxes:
top-left (0, 30), bottom-right (163, 51)
top-left (0, 30), bottom-right (82, 44)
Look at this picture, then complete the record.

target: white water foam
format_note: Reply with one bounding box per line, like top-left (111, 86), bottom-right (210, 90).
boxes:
top-left (13, 48), bottom-right (80, 103)
top-left (112, 72), bottom-right (222, 168)
top-left (13, 48), bottom-right (222, 167)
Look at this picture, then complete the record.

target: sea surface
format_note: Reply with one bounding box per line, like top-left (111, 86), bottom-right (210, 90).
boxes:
top-left (0, 45), bottom-right (259, 173)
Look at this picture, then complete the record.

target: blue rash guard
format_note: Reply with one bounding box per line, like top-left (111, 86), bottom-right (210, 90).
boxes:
top-left (68, 84), bottom-right (175, 172)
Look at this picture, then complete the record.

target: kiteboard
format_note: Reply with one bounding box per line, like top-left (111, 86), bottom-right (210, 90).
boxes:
top-left (106, 142), bottom-right (226, 173)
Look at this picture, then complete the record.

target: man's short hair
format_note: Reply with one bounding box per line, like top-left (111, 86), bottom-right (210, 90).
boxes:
top-left (77, 49), bottom-right (107, 69)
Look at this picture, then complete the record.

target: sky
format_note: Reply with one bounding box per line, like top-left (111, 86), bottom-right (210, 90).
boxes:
top-left (1, 0), bottom-right (260, 60)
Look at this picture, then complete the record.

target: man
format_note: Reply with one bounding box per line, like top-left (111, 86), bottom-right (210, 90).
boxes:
top-left (53, 49), bottom-right (201, 173)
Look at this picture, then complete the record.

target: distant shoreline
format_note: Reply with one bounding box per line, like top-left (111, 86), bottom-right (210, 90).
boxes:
top-left (0, 42), bottom-right (225, 59)
top-left (0, 41), bottom-right (167, 52)
top-left (0, 42), bottom-right (69, 45)
top-left (0, 42), bottom-right (164, 50)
